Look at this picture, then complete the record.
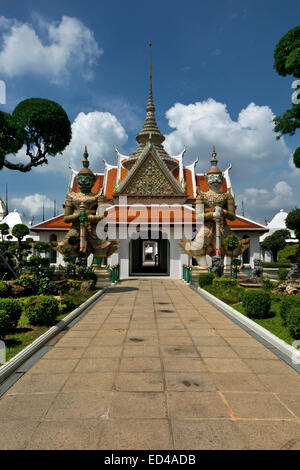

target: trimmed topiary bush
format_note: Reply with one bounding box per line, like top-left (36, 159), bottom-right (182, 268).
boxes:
top-left (38, 277), bottom-right (58, 295)
top-left (242, 290), bottom-right (271, 319)
top-left (24, 295), bottom-right (59, 326)
top-left (212, 278), bottom-right (237, 288)
top-left (287, 306), bottom-right (300, 339)
top-left (262, 278), bottom-right (273, 291)
top-left (0, 298), bottom-right (22, 326)
top-left (0, 281), bottom-right (10, 298)
top-left (262, 261), bottom-right (290, 268)
top-left (278, 268), bottom-right (289, 281)
top-left (280, 296), bottom-right (300, 326)
top-left (0, 309), bottom-right (14, 338)
top-left (198, 272), bottom-right (214, 287)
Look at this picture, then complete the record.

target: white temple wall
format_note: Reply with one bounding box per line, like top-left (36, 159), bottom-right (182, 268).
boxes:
top-left (108, 250), bottom-right (120, 268)
top-left (116, 239), bottom-right (130, 279)
top-left (169, 237), bottom-right (181, 278)
top-left (37, 231), bottom-right (66, 266)
top-left (234, 231), bottom-right (261, 268)
top-left (249, 233), bottom-right (260, 267)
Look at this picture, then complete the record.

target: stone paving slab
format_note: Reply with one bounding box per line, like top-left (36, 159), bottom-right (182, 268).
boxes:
top-left (0, 279), bottom-right (299, 450)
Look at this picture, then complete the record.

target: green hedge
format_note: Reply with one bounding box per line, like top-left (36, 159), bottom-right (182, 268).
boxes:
top-left (0, 298), bottom-right (22, 337)
top-left (0, 281), bottom-right (10, 298)
top-left (0, 298), bottom-right (22, 326)
top-left (0, 310), bottom-right (14, 338)
top-left (278, 268), bottom-right (289, 281)
top-left (24, 295), bottom-right (59, 326)
top-left (287, 307), bottom-right (300, 339)
top-left (198, 273), bottom-right (214, 287)
top-left (242, 290), bottom-right (271, 319)
top-left (262, 261), bottom-right (290, 268)
top-left (279, 295), bottom-right (300, 339)
top-left (212, 278), bottom-right (237, 287)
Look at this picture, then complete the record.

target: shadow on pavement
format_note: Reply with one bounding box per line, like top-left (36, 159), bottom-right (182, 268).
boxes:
top-left (107, 286), bottom-right (139, 293)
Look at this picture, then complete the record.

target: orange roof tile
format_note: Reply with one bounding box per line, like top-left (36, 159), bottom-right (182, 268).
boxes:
top-left (31, 214), bottom-right (71, 231)
top-left (184, 169), bottom-right (195, 199)
top-left (227, 216), bottom-right (267, 230)
top-left (172, 167), bottom-right (179, 181)
top-left (105, 168), bottom-right (117, 199)
top-left (196, 175), bottom-right (227, 192)
top-left (120, 166), bottom-right (128, 182)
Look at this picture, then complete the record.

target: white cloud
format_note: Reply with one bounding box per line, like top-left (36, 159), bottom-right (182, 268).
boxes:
top-left (33, 110), bottom-right (128, 174)
top-left (11, 193), bottom-right (53, 217)
top-left (0, 15), bottom-right (102, 81)
top-left (236, 181), bottom-right (295, 221)
top-left (163, 99), bottom-right (290, 172)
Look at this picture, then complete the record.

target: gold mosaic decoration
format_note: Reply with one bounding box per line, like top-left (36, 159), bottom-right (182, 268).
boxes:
top-left (122, 155), bottom-right (176, 195)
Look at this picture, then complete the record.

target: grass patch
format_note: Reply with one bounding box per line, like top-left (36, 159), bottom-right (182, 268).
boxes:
top-left (234, 302), bottom-right (295, 346)
top-left (203, 284), bottom-right (295, 346)
top-left (2, 289), bottom-right (99, 363)
top-left (204, 285), bottom-right (244, 305)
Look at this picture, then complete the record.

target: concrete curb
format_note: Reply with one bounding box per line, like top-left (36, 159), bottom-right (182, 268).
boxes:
top-left (0, 287), bottom-right (108, 385)
top-left (197, 287), bottom-right (300, 365)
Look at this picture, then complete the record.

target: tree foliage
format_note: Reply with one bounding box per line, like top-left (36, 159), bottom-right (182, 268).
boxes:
top-left (0, 223), bottom-right (9, 241)
top-left (274, 26), bottom-right (300, 78)
top-left (0, 98), bottom-right (71, 172)
top-left (273, 26), bottom-right (300, 168)
top-left (285, 208), bottom-right (300, 240)
top-left (278, 243), bottom-right (299, 263)
top-left (224, 234), bottom-right (239, 254)
top-left (11, 224), bottom-right (29, 243)
top-left (260, 229), bottom-right (290, 262)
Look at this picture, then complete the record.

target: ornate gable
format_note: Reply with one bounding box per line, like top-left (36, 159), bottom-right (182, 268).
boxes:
top-left (114, 142), bottom-right (185, 198)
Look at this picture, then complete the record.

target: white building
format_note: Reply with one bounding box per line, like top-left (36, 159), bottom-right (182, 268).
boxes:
top-left (260, 209), bottom-right (298, 261)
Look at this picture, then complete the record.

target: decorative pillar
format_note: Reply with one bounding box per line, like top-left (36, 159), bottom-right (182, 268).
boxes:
top-left (224, 255), bottom-right (231, 275)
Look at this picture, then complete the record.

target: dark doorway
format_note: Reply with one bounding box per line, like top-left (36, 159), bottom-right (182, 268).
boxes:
top-left (130, 233), bottom-right (170, 276)
top-left (242, 234), bottom-right (250, 264)
top-left (49, 234), bottom-right (57, 264)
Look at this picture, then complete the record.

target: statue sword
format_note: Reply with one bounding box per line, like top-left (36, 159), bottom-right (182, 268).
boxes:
top-left (213, 205), bottom-right (222, 257)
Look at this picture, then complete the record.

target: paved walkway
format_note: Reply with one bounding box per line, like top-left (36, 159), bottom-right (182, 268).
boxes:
top-left (0, 279), bottom-right (299, 450)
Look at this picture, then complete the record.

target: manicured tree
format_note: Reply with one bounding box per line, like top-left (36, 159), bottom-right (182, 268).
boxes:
top-left (224, 234), bottom-right (239, 276)
top-left (273, 26), bottom-right (300, 168)
top-left (278, 243), bottom-right (299, 263)
top-left (11, 224), bottom-right (29, 245)
top-left (285, 208), bottom-right (300, 240)
top-left (260, 229), bottom-right (290, 262)
top-left (11, 224), bottom-right (31, 272)
top-left (0, 223), bottom-right (9, 241)
top-left (0, 111), bottom-right (24, 170)
top-left (0, 98), bottom-right (72, 172)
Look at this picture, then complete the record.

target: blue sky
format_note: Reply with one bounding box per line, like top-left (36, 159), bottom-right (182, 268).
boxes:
top-left (0, 0), bottom-right (300, 224)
